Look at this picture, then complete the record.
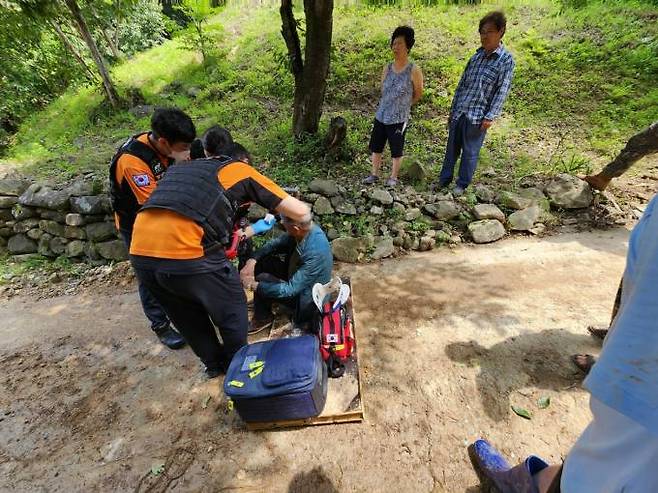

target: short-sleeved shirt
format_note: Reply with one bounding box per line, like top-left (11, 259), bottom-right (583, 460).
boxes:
top-left (585, 193), bottom-right (658, 435)
top-left (129, 161), bottom-right (288, 274)
top-left (113, 133), bottom-right (170, 230)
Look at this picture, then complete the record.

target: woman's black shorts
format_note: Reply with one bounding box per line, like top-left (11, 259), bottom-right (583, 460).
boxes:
top-left (368, 118), bottom-right (407, 158)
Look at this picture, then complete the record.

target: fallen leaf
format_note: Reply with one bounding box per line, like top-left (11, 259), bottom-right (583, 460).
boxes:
top-left (537, 396), bottom-right (551, 409)
top-left (151, 463), bottom-right (165, 476)
top-left (202, 395), bottom-right (212, 409)
top-left (511, 406), bottom-right (532, 420)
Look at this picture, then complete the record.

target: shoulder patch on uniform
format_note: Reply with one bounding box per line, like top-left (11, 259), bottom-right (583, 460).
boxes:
top-left (132, 174), bottom-right (151, 187)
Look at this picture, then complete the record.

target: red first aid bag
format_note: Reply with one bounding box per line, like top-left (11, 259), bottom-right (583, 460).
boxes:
top-left (317, 301), bottom-right (354, 378)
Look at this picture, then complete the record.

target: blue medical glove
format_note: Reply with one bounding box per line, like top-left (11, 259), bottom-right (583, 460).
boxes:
top-left (251, 216), bottom-right (276, 235)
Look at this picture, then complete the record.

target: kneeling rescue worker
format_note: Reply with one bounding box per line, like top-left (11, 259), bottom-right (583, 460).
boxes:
top-left (128, 126), bottom-right (310, 378)
top-left (110, 107), bottom-right (196, 350)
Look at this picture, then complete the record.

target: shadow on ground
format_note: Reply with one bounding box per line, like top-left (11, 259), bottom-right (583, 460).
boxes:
top-left (446, 329), bottom-right (597, 421)
top-left (288, 466), bottom-right (339, 493)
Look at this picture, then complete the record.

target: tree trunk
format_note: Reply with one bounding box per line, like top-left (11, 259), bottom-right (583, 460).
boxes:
top-left (63, 0), bottom-right (121, 108)
top-left (102, 27), bottom-right (122, 60)
top-left (50, 20), bottom-right (98, 82)
top-left (280, 0), bottom-right (333, 137)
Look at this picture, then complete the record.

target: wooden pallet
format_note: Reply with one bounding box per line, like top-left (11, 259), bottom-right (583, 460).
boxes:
top-left (245, 278), bottom-right (365, 431)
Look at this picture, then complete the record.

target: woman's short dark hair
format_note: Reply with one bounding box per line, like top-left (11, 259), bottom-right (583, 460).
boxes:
top-left (202, 125), bottom-right (233, 157)
top-left (189, 138), bottom-right (205, 159)
top-left (231, 142), bottom-right (252, 164)
top-left (391, 26), bottom-right (415, 51)
top-left (479, 11), bottom-right (507, 35)
top-left (151, 107), bottom-right (196, 144)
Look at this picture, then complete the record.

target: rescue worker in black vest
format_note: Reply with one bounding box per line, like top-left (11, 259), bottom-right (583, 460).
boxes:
top-left (128, 126), bottom-right (311, 378)
top-left (109, 108), bottom-right (196, 349)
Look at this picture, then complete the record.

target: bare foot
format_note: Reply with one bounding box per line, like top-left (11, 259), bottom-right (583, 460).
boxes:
top-left (572, 354), bottom-right (596, 374)
top-left (587, 326), bottom-right (609, 340)
top-left (582, 173), bottom-right (611, 191)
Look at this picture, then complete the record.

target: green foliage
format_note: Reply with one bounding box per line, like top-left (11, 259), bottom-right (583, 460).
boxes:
top-left (0, 7), bottom-right (84, 151)
top-left (407, 219), bottom-right (429, 235)
top-left (115, 0), bottom-right (169, 57)
top-left (0, 0), bottom-right (169, 153)
top-left (4, 0), bottom-right (657, 189)
top-left (0, 254), bottom-right (82, 286)
top-left (173, 0), bottom-right (221, 65)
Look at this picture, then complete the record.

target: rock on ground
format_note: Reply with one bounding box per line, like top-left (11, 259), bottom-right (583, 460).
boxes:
top-left (96, 240), bottom-right (128, 261)
top-left (370, 189), bottom-right (394, 206)
top-left (424, 201), bottom-right (460, 221)
top-left (308, 179), bottom-right (340, 197)
top-left (496, 191), bottom-right (533, 210)
top-left (19, 185), bottom-right (70, 211)
top-left (473, 204), bottom-right (506, 222)
top-left (331, 237), bottom-right (365, 263)
top-left (313, 196), bottom-right (334, 215)
top-left (545, 174), bottom-right (593, 209)
top-left (468, 219), bottom-right (506, 244)
top-left (0, 176), bottom-right (30, 196)
top-left (8, 234), bottom-right (38, 254)
top-left (371, 236), bottom-right (394, 260)
top-left (69, 196), bottom-right (112, 215)
top-left (84, 222), bottom-right (117, 243)
top-left (508, 206), bottom-right (541, 231)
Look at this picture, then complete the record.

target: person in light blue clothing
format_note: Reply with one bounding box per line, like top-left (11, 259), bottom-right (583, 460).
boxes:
top-left (239, 212), bottom-right (333, 333)
top-left (468, 192), bottom-right (658, 492)
top-left (363, 25), bottom-right (424, 188)
top-left (434, 11), bottom-right (515, 196)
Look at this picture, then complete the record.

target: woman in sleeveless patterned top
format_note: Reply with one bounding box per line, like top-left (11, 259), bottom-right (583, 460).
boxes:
top-left (363, 26), bottom-right (424, 187)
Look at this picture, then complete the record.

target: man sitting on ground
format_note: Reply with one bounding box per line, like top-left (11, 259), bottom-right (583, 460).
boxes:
top-left (240, 213), bottom-right (333, 333)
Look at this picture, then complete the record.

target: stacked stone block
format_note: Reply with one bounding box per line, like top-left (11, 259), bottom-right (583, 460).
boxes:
top-left (0, 176), bottom-right (127, 262)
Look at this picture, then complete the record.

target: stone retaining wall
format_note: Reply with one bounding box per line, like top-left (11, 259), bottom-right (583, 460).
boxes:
top-left (0, 176), bottom-right (127, 263)
top-left (0, 170), bottom-right (598, 265)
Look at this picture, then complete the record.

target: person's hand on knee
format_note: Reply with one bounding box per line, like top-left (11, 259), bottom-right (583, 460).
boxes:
top-left (240, 258), bottom-right (257, 286)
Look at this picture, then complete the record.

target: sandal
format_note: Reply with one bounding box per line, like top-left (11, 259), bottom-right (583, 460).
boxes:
top-left (587, 326), bottom-right (608, 340)
top-left (571, 354), bottom-right (596, 374)
top-left (362, 174), bottom-right (379, 185)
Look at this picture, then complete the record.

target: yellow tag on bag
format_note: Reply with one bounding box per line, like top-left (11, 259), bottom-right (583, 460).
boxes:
top-left (249, 365), bottom-right (264, 379)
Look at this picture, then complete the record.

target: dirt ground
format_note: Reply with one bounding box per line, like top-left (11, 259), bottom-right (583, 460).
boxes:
top-left (0, 227), bottom-right (630, 492)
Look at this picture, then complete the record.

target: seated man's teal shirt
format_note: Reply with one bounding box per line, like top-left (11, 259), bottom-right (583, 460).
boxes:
top-left (253, 224), bottom-right (333, 321)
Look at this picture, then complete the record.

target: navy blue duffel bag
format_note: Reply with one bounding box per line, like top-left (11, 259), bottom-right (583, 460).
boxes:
top-left (223, 335), bottom-right (328, 422)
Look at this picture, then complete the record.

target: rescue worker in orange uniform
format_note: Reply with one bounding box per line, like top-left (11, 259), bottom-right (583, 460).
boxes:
top-left (128, 126), bottom-right (310, 378)
top-left (109, 108), bottom-right (196, 349)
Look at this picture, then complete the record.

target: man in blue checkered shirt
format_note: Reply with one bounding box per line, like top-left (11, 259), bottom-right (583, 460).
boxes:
top-left (435, 11), bottom-right (515, 196)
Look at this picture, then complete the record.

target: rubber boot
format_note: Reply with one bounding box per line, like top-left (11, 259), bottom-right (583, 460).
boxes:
top-left (153, 324), bottom-right (186, 350)
top-left (468, 439), bottom-right (549, 493)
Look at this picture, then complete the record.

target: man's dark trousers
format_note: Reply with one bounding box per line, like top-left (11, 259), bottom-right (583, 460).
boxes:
top-left (134, 263), bottom-right (248, 371)
top-left (119, 228), bottom-right (170, 331)
top-left (439, 114), bottom-right (488, 189)
top-left (253, 254), bottom-right (298, 322)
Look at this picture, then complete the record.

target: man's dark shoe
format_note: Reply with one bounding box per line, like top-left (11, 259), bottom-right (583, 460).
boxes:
top-left (204, 359), bottom-right (229, 379)
top-left (154, 325), bottom-right (186, 350)
top-left (204, 366), bottom-right (225, 379)
top-left (248, 316), bottom-right (274, 335)
top-left (429, 180), bottom-right (450, 193)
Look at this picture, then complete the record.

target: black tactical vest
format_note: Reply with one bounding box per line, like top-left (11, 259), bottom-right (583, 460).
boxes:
top-left (109, 133), bottom-right (170, 232)
top-left (141, 156), bottom-right (237, 251)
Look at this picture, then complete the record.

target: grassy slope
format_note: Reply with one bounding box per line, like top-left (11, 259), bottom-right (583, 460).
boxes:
top-left (3, 0), bottom-right (657, 186)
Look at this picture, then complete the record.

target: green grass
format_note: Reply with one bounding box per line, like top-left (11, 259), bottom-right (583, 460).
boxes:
top-left (2, 0), bottom-right (657, 187)
top-left (0, 254), bottom-right (83, 286)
